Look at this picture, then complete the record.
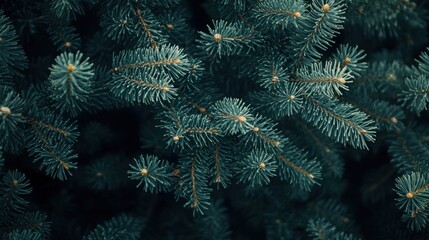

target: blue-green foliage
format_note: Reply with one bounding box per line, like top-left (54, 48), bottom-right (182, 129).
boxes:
top-left (4, 230), bottom-right (42, 240)
top-left (345, 0), bottom-right (425, 39)
top-left (1, 211), bottom-right (51, 239)
top-left (110, 45), bottom-right (190, 104)
top-left (82, 215), bottom-right (144, 240)
top-left (250, 83), bottom-right (303, 118)
top-left (25, 109), bottom-right (79, 181)
top-left (0, 170), bottom-right (32, 223)
top-left (237, 149), bottom-right (277, 187)
top-left (388, 127), bottom-right (429, 173)
top-left (0, 87), bottom-right (26, 153)
top-left (332, 44), bottom-right (368, 77)
top-left (400, 49), bottom-right (429, 114)
top-left (175, 150), bottom-right (212, 215)
top-left (306, 218), bottom-right (360, 240)
top-left (394, 172), bottom-right (429, 231)
top-left (100, 4), bottom-right (165, 48)
top-left (195, 200), bottom-right (231, 240)
top-left (251, 0), bottom-right (306, 30)
top-left (49, 0), bottom-right (84, 21)
top-left (83, 155), bottom-right (127, 191)
top-left (47, 23), bottom-right (81, 52)
top-left (276, 140), bottom-right (322, 191)
top-left (210, 98), bottom-right (254, 135)
top-left (294, 61), bottom-right (353, 97)
top-left (197, 20), bottom-right (262, 57)
top-left (128, 154), bottom-right (174, 193)
top-left (301, 94), bottom-right (376, 149)
top-left (2, 0), bottom-right (429, 237)
top-left (49, 51), bottom-right (94, 116)
top-left (291, 0), bottom-right (346, 65)
top-left (0, 10), bottom-right (28, 77)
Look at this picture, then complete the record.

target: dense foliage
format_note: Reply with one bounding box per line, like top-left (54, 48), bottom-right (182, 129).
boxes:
top-left (1, 0), bottom-right (429, 239)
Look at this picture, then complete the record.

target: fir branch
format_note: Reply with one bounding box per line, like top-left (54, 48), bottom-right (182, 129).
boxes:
top-left (26, 123), bottom-right (78, 181)
top-left (0, 10), bottom-right (28, 76)
top-left (198, 20), bottom-right (262, 57)
top-left (301, 94), bottom-right (376, 149)
top-left (112, 44), bottom-right (190, 79)
top-left (128, 155), bottom-right (174, 193)
top-left (276, 141), bottom-right (322, 191)
top-left (291, 0), bottom-right (346, 66)
top-left (237, 149), bottom-right (278, 187)
top-left (135, 7), bottom-right (158, 49)
top-left (82, 214), bottom-right (144, 240)
top-left (210, 98), bottom-right (254, 135)
top-left (0, 170), bottom-right (32, 223)
top-left (251, 0), bottom-right (306, 29)
top-left (332, 44), bottom-right (367, 77)
top-left (293, 61), bottom-right (353, 97)
top-left (388, 129), bottom-right (429, 173)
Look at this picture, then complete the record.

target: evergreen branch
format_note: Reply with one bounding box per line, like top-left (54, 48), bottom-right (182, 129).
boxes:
top-left (112, 44), bottom-right (190, 79)
top-left (237, 150), bottom-right (277, 187)
top-left (24, 108), bottom-right (79, 145)
top-left (250, 82), bottom-right (303, 118)
top-left (301, 94), bottom-right (376, 149)
top-left (214, 142), bottom-right (221, 184)
top-left (177, 150), bottom-right (211, 215)
top-left (255, 55), bottom-right (289, 90)
top-left (4, 229), bottom-right (42, 240)
top-left (135, 7), bottom-right (158, 49)
top-left (306, 218), bottom-right (360, 240)
top-left (84, 155), bottom-right (127, 191)
top-left (207, 141), bottom-right (233, 188)
top-left (27, 118), bottom-right (71, 137)
top-left (332, 44), bottom-right (367, 77)
top-left (251, 0), bottom-right (306, 29)
top-left (0, 87), bottom-right (26, 153)
top-left (401, 206), bottom-right (429, 231)
top-left (416, 47), bottom-right (429, 76)
top-left (293, 61), bottom-right (353, 97)
top-left (276, 141), bottom-right (321, 191)
top-left (1, 212), bottom-right (51, 239)
top-left (239, 115), bottom-right (286, 152)
top-left (210, 98), bottom-right (254, 135)
top-left (49, 51), bottom-right (94, 116)
top-left (399, 75), bottom-right (429, 114)
top-left (128, 155), bottom-right (173, 193)
top-left (196, 199), bottom-right (231, 240)
top-left (0, 10), bottom-right (28, 76)
top-left (110, 70), bottom-right (177, 104)
top-left (181, 114), bottom-right (221, 148)
top-left (101, 6), bottom-right (136, 43)
top-left (27, 123), bottom-right (78, 180)
top-left (292, 0), bottom-right (346, 66)
top-left (306, 199), bottom-right (352, 228)
top-left (388, 129), bottom-right (429, 173)
top-left (191, 157), bottom-right (199, 208)
top-left (293, 119), bottom-right (344, 177)
top-left (344, 97), bottom-right (405, 131)
top-left (0, 170), bottom-right (32, 223)
top-left (198, 20), bottom-right (262, 57)
top-left (394, 172), bottom-right (429, 226)
top-left (82, 214), bottom-right (144, 240)
top-left (276, 154), bottom-right (315, 180)
top-left (47, 23), bottom-right (81, 52)
top-left (49, 0), bottom-right (84, 21)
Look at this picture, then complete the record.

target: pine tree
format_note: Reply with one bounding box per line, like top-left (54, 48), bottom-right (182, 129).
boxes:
top-left (1, 0), bottom-right (429, 239)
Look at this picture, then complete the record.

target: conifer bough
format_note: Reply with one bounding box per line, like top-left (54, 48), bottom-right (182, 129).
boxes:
top-left (1, 0), bottom-right (429, 238)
